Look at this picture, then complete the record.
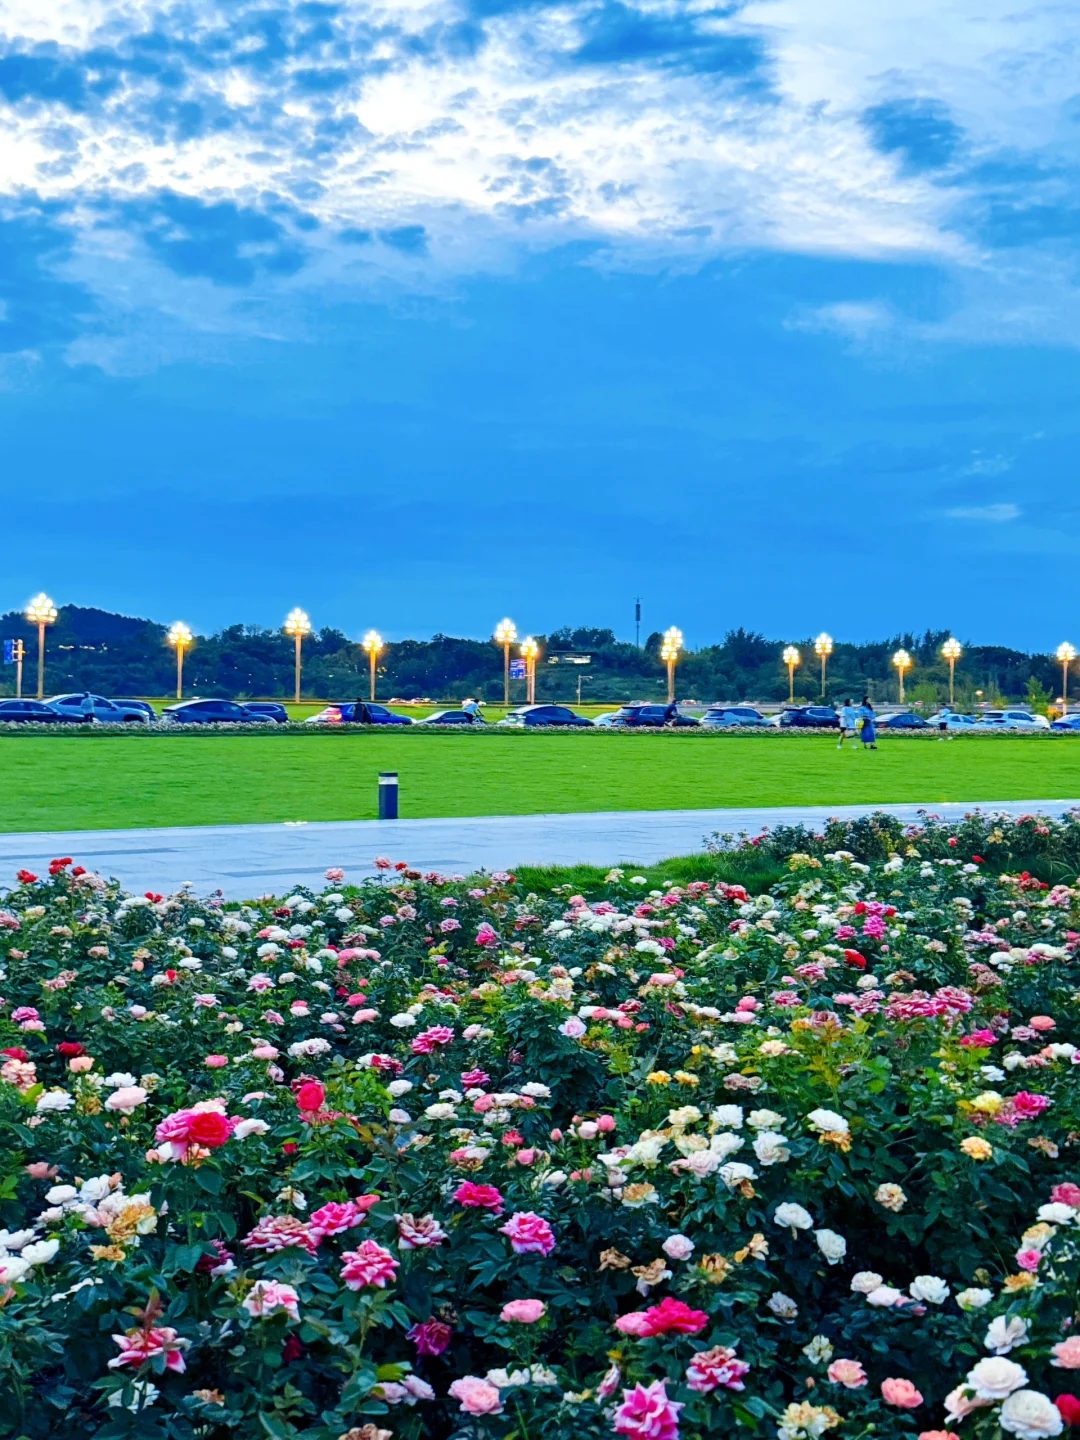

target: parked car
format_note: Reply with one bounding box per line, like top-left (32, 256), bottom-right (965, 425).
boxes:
top-left (1051, 714), bottom-right (1080, 732)
top-left (161, 699), bottom-right (264, 725)
top-left (416, 709), bottom-right (486, 726)
top-left (46, 692), bottom-right (151, 724)
top-left (0, 699), bottom-right (65, 724)
top-left (304, 703), bottom-right (412, 726)
top-left (878, 711), bottom-right (930, 729)
top-left (498, 704), bottom-right (594, 728)
top-left (700, 705), bottom-right (771, 727)
top-left (591, 711), bottom-right (623, 728)
top-left (114, 699), bottom-right (158, 721)
top-left (241, 702), bottom-right (290, 724)
top-left (608, 704), bottom-right (699, 728)
top-left (926, 710), bottom-right (980, 730)
top-left (778, 705), bottom-right (839, 728)
top-left (978, 709), bottom-right (1050, 731)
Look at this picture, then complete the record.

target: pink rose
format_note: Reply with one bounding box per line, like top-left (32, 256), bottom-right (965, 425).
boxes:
top-left (1052, 1336), bottom-right (1080, 1369)
top-left (205, 1055), bottom-right (229, 1068)
top-left (453, 1182), bottom-right (504, 1214)
top-left (499, 1211), bottom-right (555, 1256)
top-left (882, 1378), bottom-right (923, 1408)
top-left (1051, 1183), bottom-right (1080, 1209)
top-left (685, 1345), bottom-right (750, 1393)
top-left (1029, 1015), bottom-right (1056, 1031)
top-left (501, 1299), bottom-right (546, 1324)
top-left (339, 1240), bottom-right (399, 1290)
top-left (828, 1359), bottom-right (868, 1388)
top-left (614, 1313), bottom-right (653, 1336)
top-left (613, 1380), bottom-right (683, 1440)
top-left (449, 1376), bottom-right (503, 1415)
top-left (1016, 1247), bottom-right (1043, 1272)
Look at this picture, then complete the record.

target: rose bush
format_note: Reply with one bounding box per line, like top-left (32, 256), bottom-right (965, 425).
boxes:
top-left (0, 818), bottom-right (1078, 1439)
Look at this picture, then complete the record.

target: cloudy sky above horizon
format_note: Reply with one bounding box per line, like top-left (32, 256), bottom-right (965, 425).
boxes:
top-left (2, 0), bottom-right (1079, 647)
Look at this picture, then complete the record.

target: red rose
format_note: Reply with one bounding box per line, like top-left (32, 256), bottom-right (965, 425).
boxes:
top-left (57, 1042), bottom-right (85, 1057)
top-left (1, 1047), bottom-right (30, 1061)
top-left (1056, 1395), bottom-right (1080, 1427)
top-left (843, 950), bottom-right (867, 969)
top-left (16, 871), bottom-right (37, 885)
top-left (282, 1142), bottom-right (298, 1155)
top-left (188, 1111), bottom-right (232, 1148)
top-left (296, 1082), bottom-right (326, 1113)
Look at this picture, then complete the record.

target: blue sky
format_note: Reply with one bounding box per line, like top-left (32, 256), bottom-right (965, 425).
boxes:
top-left (1, 0), bottom-right (1079, 648)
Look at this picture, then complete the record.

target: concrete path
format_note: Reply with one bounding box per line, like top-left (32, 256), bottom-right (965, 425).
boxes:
top-left (0, 799), bottom-right (1076, 899)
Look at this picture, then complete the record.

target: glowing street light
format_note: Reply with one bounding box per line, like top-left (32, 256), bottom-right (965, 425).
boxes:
top-left (494, 618), bottom-right (517, 706)
top-left (362, 630), bottom-right (383, 702)
top-left (520, 636), bottom-right (540, 705)
top-left (167, 622), bottom-right (193, 700)
top-left (814, 632), bottom-right (833, 698)
top-left (284, 608), bottom-right (312, 705)
top-left (1057, 642), bottom-right (1077, 715)
top-left (892, 648), bottom-right (912, 703)
top-left (782, 645), bottom-right (801, 704)
top-left (942, 637), bottom-right (962, 706)
top-left (660, 626), bottom-right (683, 703)
top-left (25, 593), bottom-right (57, 699)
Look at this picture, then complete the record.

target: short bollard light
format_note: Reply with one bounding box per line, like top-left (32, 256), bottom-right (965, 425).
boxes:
top-left (379, 772), bottom-right (399, 820)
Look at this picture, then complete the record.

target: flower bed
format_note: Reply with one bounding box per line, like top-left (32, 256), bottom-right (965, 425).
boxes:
top-left (1, 825), bottom-right (1079, 1440)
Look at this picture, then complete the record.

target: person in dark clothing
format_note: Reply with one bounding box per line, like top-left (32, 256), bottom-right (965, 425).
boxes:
top-left (858, 696), bottom-right (878, 749)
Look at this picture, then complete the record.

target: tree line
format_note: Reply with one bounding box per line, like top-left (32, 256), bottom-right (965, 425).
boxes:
top-left (0, 607), bottom-right (1064, 707)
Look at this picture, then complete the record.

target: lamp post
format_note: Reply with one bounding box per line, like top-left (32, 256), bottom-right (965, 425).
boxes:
top-left (942, 637), bottom-right (962, 707)
top-left (494, 618), bottom-right (517, 706)
top-left (1057, 642), bottom-right (1076, 715)
top-left (892, 648), bottom-right (912, 703)
top-left (814, 632), bottom-right (833, 698)
top-left (660, 626), bottom-right (683, 703)
top-left (25, 593), bottom-right (57, 699)
top-left (284, 608), bottom-right (312, 705)
top-left (782, 645), bottom-right (800, 704)
top-left (167, 622), bottom-right (192, 700)
top-left (520, 636), bottom-right (539, 704)
top-left (362, 630), bottom-right (383, 702)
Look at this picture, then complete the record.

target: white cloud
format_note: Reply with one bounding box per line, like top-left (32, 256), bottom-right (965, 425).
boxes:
top-left (946, 502), bottom-right (1020, 522)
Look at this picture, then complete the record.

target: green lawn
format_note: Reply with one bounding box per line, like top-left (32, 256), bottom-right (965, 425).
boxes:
top-left (2, 732), bottom-right (1079, 832)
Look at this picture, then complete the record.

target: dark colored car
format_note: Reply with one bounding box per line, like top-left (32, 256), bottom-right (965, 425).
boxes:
top-left (1051, 714), bottom-right (1080, 731)
top-left (305, 703), bottom-right (412, 726)
top-left (879, 712), bottom-right (929, 729)
top-left (419, 709), bottom-right (486, 725)
top-left (162, 699), bottom-right (262, 725)
top-left (242, 702), bottom-right (290, 724)
top-left (700, 705), bottom-right (771, 727)
top-left (499, 704), bottom-right (594, 728)
top-left (778, 705), bottom-right (840, 729)
top-left (47, 692), bottom-right (150, 724)
top-left (610, 704), bottom-right (699, 728)
top-left (0, 700), bottom-right (65, 723)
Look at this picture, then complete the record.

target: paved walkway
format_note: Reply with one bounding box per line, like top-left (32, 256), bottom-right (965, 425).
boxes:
top-left (0, 799), bottom-right (1076, 898)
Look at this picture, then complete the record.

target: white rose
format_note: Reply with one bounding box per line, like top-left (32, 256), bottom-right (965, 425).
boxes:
top-left (909, 1274), bottom-right (949, 1305)
top-left (748, 1109), bottom-right (784, 1130)
top-left (0, 1257), bottom-right (32, 1284)
top-left (956, 1287), bottom-right (994, 1311)
top-left (998, 1390), bottom-right (1064, 1439)
top-left (850, 1271), bottom-right (883, 1294)
top-left (662, 1234), bottom-right (695, 1261)
top-left (718, 1162), bottom-right (756, 1189)
top-left (710, 1105), bottom-right (744, 1129)
top-left (814, 1229), bottom-right (847, 1264)
top-left (753, 1132), bottom-right (791, 1166)
top-left (388, 1108), bottom-right (413, 1124)
top-left (387, 1080), bottom-right (413, 1097)
top-left (865, 1285), bottom-right (904, 1307)
top-left (773, 1202), bottom-right (814, 1232)
top-left (967, 1357), bottom-right (1028, 1400)
top-left (424, 1103), bottom-right (457, 1120)
top-left (709, 1132), bottom-right (744, 1160)
top-left (21, 1239), bottom-right (59, 1267)
top-left (36, 1091), bottom-right (74, 1113)
top-left (44, 1186), bottom-right (78, 1206)
top-left (105, 1086), bottom-right (148, 1114)
top-left (985, 1316), bottom-right (1030, 1354)
top-left (233, 1118), bottom-right (270, 1140)
top-left (806, 1107), bottom-right (848, 1134)
top-left (1037, 1203), bottom-right (1076, 1225)
top-left (389, 1013), bottom-right (417, 1028)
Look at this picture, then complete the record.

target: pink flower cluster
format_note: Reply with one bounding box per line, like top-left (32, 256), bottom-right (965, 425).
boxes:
top-left (498, 1210), bottom-right (555, 1256)
top-left (340, 1240), bottom-right (399, 1290)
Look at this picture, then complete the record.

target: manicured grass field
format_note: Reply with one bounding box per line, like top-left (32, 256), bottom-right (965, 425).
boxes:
top-left (2, 731), bottom-right (1080, 832)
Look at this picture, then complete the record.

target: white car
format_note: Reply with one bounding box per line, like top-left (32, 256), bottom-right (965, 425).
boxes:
top-left (978, 709), bottom-right (1050, 731)
top-left (927, 710), bottom-right (980, 730)
top-left (592, 712), bottom-right (622, 727)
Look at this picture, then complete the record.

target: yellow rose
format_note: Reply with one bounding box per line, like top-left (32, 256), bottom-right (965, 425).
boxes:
top-left (961, 1136), bottom-right (994, 1160)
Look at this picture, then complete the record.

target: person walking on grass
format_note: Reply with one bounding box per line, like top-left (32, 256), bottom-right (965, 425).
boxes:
top-left (838, 697), bottom-right (859, 749)
top-left (858, 695), bottom-right (878, 750)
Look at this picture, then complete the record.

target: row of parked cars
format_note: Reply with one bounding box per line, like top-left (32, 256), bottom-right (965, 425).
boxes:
top-left (0, 694), bottom-right (1074, 732)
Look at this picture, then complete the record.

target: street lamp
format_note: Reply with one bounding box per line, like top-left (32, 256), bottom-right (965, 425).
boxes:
top-left (892, 648), bottom-right (912, 703)
top-left (167, 622), bottom-right (193, 700)
top-left (1057, 642), bottom-right (1076, 715)
top-left (660, 626), bottom-right (683, 703)
top-left (941, 637), bottom-right (962, 707)
top-left (520, 636), bottom-right (540, 704)
top-left (362, 630), bottom-right (383, 702)
top-left (24, 594), bottom-right (57, 699)
top-left (284, 608), bottom-right (312, 705)
top-left (494, 618), bottom-right (517, 706)
top-left (814, 632), bottom-right (833, 698)
top-left (782, 645), bottom-right (801, 704)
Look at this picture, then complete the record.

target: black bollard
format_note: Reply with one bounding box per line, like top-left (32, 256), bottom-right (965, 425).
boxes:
top-left (378, 772), bottom-right (399, 820)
